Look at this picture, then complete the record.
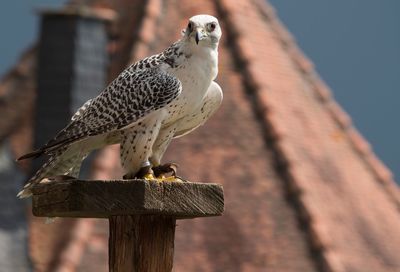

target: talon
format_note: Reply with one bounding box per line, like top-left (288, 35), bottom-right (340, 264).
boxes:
top-left (124, 163), bottom-right (182, 182)
top-left (153, 163), bottom-right (179, 178)
top-left (123, 164), bottom-right (155, 180)
top-left (158, 176), bottom-right (177, 182)
top-left (123, 173), bottom-right (133, 179)
top-left (143, 173), bottom-right (156, 180)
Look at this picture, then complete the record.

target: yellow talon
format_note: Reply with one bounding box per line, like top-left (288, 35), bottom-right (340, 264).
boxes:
top-left (142, 173), bottom-right (177, 182)
top-left (143, 173), bottom-right (156, 180)
top-left (156, 176), bottom-right (176, 182)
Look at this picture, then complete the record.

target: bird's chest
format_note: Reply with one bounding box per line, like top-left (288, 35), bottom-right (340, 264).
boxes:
top-left (164, 53), bottom-right (217, 123)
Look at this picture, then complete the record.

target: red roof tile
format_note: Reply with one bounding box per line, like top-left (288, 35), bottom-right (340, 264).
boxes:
top-left (220, 0), bottom-right (400, 270)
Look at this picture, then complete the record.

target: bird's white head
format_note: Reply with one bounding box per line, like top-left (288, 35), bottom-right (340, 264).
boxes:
top-left (182, 14), bottom-right (221, 49)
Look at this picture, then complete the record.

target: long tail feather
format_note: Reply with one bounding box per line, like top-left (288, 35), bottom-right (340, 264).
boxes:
top-left (17, 149), bottom-right (44, 161)
top-left (17, 147), bottom-right (83, 198)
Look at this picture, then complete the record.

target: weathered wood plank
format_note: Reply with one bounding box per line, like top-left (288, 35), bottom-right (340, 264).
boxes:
top-left (32, 179), bottom-right (224, 218)
top-left (109, 215), bottom-right (175, 272)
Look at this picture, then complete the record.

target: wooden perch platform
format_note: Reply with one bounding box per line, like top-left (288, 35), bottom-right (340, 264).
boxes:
top-left (31, 179), bottom-right (224, 272)
top-left (32, 179), bottom-right (224, 218)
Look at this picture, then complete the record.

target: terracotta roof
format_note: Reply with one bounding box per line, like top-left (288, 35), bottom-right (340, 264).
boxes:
top-left (2, 0), bottom-right (400, 271)
top-left (0, 48), bottom-right (36, 163)
top-left (218, 1), bottom-right (400, 270)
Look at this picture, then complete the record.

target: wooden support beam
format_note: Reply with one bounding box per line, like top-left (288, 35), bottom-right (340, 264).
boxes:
top-left (31, 179), bottom-right (224, 272)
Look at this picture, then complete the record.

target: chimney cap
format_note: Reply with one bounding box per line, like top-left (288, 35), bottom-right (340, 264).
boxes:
top-left (37, 6), bottom-right (117, 22)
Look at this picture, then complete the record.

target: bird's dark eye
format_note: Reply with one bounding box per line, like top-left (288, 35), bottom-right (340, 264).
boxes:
top-left (208, 22), bottom-right (217, 32)
top-left (187, 22), bottom-right (193, 32)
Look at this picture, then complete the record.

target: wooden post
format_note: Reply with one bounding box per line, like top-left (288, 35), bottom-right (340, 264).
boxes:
top-left (109, 215), bottom-right (175, 271)
top-left (31, 179), bottom-right (224, 272)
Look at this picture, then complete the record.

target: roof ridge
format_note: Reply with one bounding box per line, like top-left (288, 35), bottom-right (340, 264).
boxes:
top-left (0, 46), bottom-right (36, 86)
top-left (215, 0), bottom-right (332, 270)
top-left (253, 0), bottom-right (400, 209)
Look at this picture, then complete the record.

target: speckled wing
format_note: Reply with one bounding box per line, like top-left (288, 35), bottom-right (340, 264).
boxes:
top-left (18, 67), bottom-right (182, 160)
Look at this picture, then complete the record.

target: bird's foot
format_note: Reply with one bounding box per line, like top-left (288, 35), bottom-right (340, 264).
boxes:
top-left (152, 163), bottom-right (186, 182)
top-left (123, 164), bottom-right (156, 180)
top-left (153, 163), bottom-right (178, 178)
top-left (123, 163), bottom-right (187, 182)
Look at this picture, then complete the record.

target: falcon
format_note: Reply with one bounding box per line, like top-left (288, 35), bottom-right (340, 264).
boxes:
top-left (17, 14), bottom-right (223, 198)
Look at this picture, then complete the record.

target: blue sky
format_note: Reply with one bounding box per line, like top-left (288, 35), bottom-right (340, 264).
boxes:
top-left (1, 1), bottom-right (399, 181)
top-left (269, 0), bottom-right (400, 181)
top-left (0, 1), bottom-right (63, 74)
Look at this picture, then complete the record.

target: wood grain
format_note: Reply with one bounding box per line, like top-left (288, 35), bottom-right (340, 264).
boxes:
top-left (31, 179), bottom-right (224, 219)
top-left (109, 215), bottom-right (175, 272)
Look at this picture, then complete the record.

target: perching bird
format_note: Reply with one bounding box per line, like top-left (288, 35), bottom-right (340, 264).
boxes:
top-left (17, 14), bottom-right (223, 198)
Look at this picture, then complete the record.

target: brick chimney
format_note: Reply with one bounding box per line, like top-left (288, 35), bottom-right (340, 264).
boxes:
top-left (33, 6), bottom-right (115, 172)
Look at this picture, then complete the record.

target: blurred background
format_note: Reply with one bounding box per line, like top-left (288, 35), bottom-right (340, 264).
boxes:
top-left (1, 0), bottom-right (399, 180)
top-left (0, 0), bottom-right (400, 271)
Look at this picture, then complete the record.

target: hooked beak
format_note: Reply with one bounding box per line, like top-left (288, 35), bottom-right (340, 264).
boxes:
top-left (195, 29), bottom-right (204, 45)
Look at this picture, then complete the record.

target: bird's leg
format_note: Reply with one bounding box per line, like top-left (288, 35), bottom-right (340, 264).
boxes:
top-left (136, 164), bottom-right (156, 180)
top-left (123, 161), bottom-right (156, 180)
